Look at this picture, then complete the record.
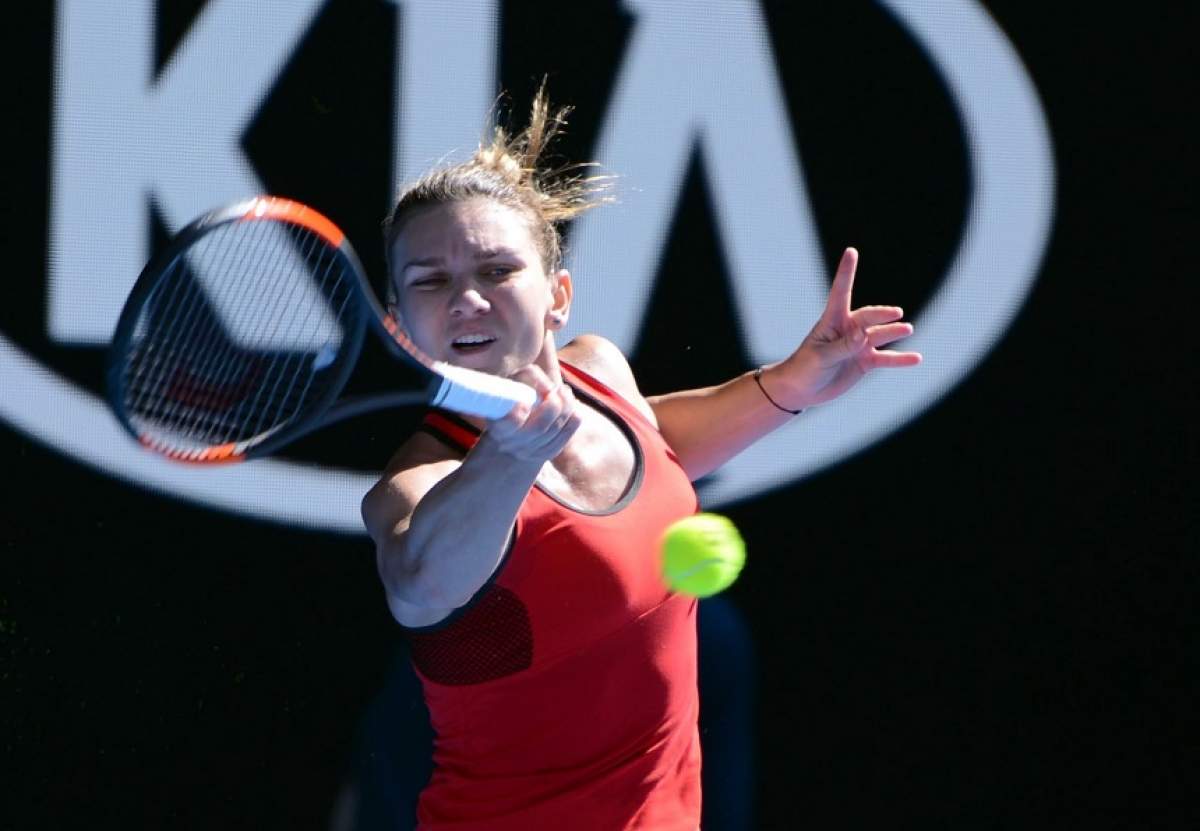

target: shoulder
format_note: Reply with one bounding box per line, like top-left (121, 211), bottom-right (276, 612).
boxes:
top-left (559, 334), bottom-right (657, 427)
top-left (559, 333), bottom-right (629, 378)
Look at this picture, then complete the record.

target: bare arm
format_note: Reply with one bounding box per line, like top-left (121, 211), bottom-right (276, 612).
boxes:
top-left (363, 334), bottom-right (581, 626)
top-left (363, 436), bottom-right (544, 614)
top-left (558, 335), bottom-right (790, 480)
top-left (650, 248), bottom-right (921, 480)
top-left (647, 369), bottom-right (797, 481)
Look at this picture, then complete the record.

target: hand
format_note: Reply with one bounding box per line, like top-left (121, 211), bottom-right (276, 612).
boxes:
top-left (480, 332), bottom-right (581, 463)
top-left (769, 248), bottom-right (922, 409)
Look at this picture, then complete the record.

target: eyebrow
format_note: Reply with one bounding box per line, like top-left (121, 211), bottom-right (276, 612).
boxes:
top-left (401, 257), bottom-right (444, 273)
top-left (401, 248), bottom-right (524, 273)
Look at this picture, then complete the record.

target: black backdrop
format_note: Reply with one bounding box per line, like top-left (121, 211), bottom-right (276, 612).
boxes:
top-left (3, 2), bottom-right (1195, 829)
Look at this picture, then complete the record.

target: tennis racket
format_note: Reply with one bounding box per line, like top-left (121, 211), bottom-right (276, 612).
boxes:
top-left (107, 196), bottom-right (536, 464)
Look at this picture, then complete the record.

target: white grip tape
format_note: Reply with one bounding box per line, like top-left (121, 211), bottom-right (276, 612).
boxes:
top-left (431, 363), bottom-right (537, 419)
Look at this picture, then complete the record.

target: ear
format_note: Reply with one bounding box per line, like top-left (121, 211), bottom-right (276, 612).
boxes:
top-left (384, 291), bottom-right (403, 324)
top-left (382, 270), bottom-right (400, 314)
top-left (547, 268), bottom-right (573, 329)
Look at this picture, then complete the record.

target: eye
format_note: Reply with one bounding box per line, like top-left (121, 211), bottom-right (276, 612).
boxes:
top-left (409, 274), bottom-right (447, 290)
top-left (483, 265), bottom-right (515, 279)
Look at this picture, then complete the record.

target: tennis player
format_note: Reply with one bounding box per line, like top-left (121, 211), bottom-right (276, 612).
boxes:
top-left (361, 87), bottom-right (921, 830)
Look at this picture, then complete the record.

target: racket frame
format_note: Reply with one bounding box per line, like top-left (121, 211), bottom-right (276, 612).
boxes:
top-left (108, 196), bottom-right (534, 465)
top-left (108, 198), bottom-right (375, 463)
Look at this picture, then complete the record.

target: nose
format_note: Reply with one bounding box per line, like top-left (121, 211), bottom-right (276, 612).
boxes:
top-left (448, 284), bottom-right (490, 317)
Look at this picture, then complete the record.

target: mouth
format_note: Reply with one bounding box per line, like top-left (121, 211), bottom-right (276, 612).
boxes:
top-left (450, 334), bottom-right (498, 355)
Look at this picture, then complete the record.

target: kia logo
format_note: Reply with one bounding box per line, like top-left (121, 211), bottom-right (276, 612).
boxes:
top-left (1, 0), bottom-right (1052, 533)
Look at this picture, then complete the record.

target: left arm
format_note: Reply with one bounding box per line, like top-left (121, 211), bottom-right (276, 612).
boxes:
top-left (649, 248), bottom-right (922, 480)
top-left (647, 367), bottom-right (800, 481)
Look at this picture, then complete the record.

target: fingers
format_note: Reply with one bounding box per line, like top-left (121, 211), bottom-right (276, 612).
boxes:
top-left (511, 381), bottom-right (581, 460)
top-left (522, 382), bottom-right (581, 455)
top-left (826, 247), bottom-right (859, 318)
top-left (816, 320), bottom-right (919, 368)
top-left (865, 321), bottom-right (914, 349)
top-left (487, 363), bottom-right (581, 461)
top-left (853, 305), bottom-right (906, 327)
top-left (509, 362), bottom-right (558, 408)
top-left (859, 321), bottom-right (921, 367)
top-left (864, 349), bottom-right (922, 368)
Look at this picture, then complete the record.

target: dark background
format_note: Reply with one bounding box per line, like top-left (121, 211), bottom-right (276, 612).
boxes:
top-left (3, 2), bottom-right (1195, 829)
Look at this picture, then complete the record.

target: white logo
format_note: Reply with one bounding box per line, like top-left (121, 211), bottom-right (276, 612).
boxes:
top-left (3, 0), bottom-right (1053, 533)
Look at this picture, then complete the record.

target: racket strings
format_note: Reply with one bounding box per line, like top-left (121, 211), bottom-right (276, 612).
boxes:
top-left (121, 218), bottom-right (359, 454)
top-left (129, 218), bottom-right (281, 445)
top-left (145, 218), bottom-right (280, 440)
top-left (242, 231), bottom-right (349, 441)
top-left (192, 222), bottom-right (321, 442)
top-left (131, 250), bottom-right (344, 447)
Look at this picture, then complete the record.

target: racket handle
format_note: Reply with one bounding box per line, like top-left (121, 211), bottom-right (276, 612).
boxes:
top-left (430, 363), bottom-right (538, 419)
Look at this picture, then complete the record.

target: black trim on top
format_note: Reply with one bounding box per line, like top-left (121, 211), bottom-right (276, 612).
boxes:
top-left (535, 380), bottom-right (645, 517)
top-left (418, 379), bottom-right (645, 517)
top-left (399, 528), bottom-right (519, 633)
top-left (418, 408), bottom-right (482, 453)
top-left (419, 423), bottom-right (466, 454)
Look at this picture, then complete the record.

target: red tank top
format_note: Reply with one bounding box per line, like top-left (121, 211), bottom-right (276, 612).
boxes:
top-left (404, 361), bottom-right (701, 830)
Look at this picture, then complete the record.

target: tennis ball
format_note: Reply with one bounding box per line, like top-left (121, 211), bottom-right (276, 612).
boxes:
top-left (660, 513), bottom-right (746, 598)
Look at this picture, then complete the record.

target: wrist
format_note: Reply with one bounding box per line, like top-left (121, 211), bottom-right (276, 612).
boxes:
top-left (753, 365), bottom-right (805, 415)
top-left (470, 430), bottom-right (551, 476)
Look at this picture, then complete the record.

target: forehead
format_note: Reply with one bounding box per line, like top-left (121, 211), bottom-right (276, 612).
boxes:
top-left (390, 199), bottom-right (537, 266)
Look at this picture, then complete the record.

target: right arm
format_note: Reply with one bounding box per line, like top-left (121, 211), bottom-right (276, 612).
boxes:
top-left (362, 356), bottom-right (580, 626)
top-left (363, 436), bottom-right (543, 618)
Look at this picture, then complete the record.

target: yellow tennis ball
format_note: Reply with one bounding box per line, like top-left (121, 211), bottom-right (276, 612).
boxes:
top-left (660, 513), bottom-right (746, 598)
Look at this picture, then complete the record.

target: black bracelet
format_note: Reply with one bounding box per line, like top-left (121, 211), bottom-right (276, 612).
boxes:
top-left (753, 367), bottom-right (803, 415)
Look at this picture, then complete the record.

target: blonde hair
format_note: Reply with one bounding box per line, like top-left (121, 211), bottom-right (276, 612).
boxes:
top-left (383, 83), bottom-right (611, 299)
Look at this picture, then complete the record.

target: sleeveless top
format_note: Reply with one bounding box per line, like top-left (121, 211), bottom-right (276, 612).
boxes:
top-left (405, 361), bottom-right (702, 830)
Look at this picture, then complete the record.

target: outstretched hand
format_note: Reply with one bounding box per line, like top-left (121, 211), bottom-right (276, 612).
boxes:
top-left (769, 248), bottom-right (922, 409)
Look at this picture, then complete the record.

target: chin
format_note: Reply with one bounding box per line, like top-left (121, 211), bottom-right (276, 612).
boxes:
top-left (447, 350), bottom-right (509, 377)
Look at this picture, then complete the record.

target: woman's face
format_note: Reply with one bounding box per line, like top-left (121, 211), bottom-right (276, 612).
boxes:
top-left (389, 198), bottom-right (570, 379)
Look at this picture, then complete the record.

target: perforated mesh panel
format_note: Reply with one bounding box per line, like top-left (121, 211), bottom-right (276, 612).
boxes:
top-left (407, 587), bottom-right (533, 686)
